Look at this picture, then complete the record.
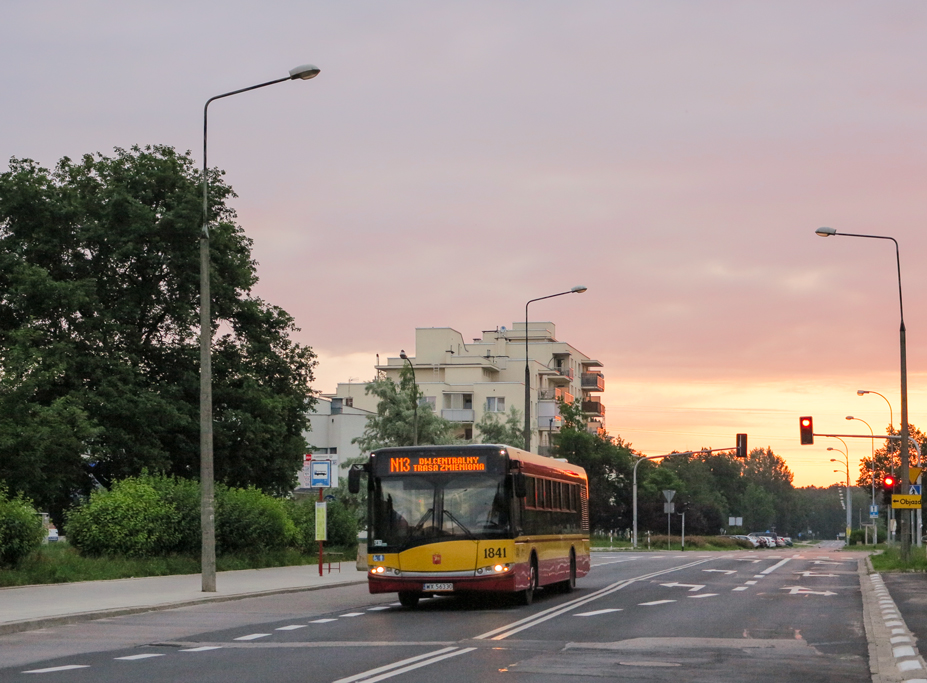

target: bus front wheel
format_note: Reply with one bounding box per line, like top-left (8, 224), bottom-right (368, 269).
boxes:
top-left (517, 558), bottom-right (538, 606)
top-left (398, 592), bottom-right (420, 608)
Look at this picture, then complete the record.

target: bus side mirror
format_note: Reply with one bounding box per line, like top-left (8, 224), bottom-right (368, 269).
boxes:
top-left (348, 466), bottom-right (364, 494)
top-left (513, 472), bottom-right (527, 498)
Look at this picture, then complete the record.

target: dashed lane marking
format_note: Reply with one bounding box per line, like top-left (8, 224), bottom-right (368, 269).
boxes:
top-left (688, 594), bottom-right (718, 599)
top-left (574, 608), bottom-right (623, 617)
top-left (310, 619), bottom-right (338, 623)
top-left (179, 646), bottom-right (222, 652)
top-left (340, 613), bottom-right (365, 617)
top-left (367, 606), bottom-right (391, 611)
top-left (23, 666), bottom-right (90, 674)
top-left (639, 600), bottom-right (676, 606)
top-left (275, 625), bottom-right (307, 631)
top-left (115, 654), bottom-right (165, 660)
top-left (732, 587), bottom-right (748, 591)
top-left (234, 633), bottom-right (271, 641)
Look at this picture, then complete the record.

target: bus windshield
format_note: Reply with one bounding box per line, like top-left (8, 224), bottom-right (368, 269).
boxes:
top-left (371, 473), bottom-right (510, 549)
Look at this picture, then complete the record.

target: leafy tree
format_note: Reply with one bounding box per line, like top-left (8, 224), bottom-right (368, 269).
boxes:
top-left (857, 424), bottom-right (926, 489)
top-left (741, 482), bottom-right (776, 531)
top-left (353, 365), bottom-right (454, 452)
top-left (552, 400), bottom-right (635, 530)
top-left (0, 146), bottom-right (317, 522)
top-left (476, 406), bottom-right (525, 448)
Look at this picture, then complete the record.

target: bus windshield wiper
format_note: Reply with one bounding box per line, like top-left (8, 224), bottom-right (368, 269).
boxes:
top-left (442, 509), bottom-right (476, 540)
top-left (399, 508), bottom-right (434, 550)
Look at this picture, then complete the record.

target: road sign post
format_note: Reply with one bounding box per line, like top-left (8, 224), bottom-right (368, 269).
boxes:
top-left (310, 460), bottom-right (332, 576)
top-left (663, 490), bottom-right (675, 550)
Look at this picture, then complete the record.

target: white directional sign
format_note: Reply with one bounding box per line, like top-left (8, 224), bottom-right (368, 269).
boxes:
top-left (796, 571), bottom-right (838, 578)
top-left (811, 561), bottom-right (842, 565)
top-left (661, 582), bottom-right (704, 592)
top-left (703, 569), bottom-right (737, 575)
top-left (870, 505), bottom-right (879, 519)
top-left (781, 586), bottom-right (837, 596)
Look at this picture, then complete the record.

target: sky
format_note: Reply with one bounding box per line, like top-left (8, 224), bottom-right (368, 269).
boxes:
top-left (3, 1), bottom-right (927, 488)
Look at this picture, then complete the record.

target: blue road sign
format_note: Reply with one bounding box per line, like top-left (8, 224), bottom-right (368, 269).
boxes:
top-left (310, 460), bottom-right (332, 488)
top-left (869, 504), bottom-right (879, 518)
top-left (910, 484), bottom-right (921, 496)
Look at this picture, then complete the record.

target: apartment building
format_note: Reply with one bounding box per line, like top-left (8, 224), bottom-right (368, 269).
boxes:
top-left (327, 322), bottom-right (605, 454)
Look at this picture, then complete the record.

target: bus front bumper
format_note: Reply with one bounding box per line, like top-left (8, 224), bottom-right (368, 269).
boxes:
top-left (368, 572), bottom-right (518, 594)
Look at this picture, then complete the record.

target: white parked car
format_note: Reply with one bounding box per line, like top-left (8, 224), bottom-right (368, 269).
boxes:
top-left (47, 526), bottom-right (59, 542)
top-left (733, 535), bottom-right (760, 548)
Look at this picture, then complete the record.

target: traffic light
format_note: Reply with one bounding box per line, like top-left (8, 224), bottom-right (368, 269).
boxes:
top-left (799, 417), bottom-right (814, 445)
top-left (735, 433), bottom-right (748, 459)
top-left (882, 475), bottom-right (898, 505)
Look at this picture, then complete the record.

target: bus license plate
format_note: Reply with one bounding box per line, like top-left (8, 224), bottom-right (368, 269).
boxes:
top-left (424, 583), bottom-right (453, 592)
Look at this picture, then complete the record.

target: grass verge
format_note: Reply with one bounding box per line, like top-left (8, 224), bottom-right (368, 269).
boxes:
top-left (0, 542), bottom-right (354, 587)
top-left (870, 544), bottom-right (927, 572)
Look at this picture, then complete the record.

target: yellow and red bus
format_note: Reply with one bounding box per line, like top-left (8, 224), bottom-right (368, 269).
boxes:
top-left (348, 444), bottom-right (590, 608)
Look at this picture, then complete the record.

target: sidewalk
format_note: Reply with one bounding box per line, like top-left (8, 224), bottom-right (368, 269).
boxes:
top-left (0, 563), bottom-right (367, 635)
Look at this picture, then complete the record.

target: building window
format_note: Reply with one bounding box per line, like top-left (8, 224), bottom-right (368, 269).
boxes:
top-left (420, 396), bottom-right (436, 408)
top-left (486, 396), bottom-right (505, 412)
top-left (344, 397), bottom-right (353, 407)
top-left (464, 428), bottom-right (473, 440)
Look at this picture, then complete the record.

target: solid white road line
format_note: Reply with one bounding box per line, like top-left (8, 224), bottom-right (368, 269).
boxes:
top-left (330, 647), bottom-right (461, 683)
top-left (115, 654), bottom-right (165, 660)
top-left (23, 666), bottom-right (90, 673)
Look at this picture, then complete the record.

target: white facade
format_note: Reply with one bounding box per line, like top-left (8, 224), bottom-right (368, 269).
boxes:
top-left (332, 322), bottom-right (605, 453)
top-left (304, 396), bottom-right (375, 469)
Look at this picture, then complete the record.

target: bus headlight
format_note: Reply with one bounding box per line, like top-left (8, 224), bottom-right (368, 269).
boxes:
top-left (370, 566), bottom-right (401, 576)
top-left (476, 563), bottom-right (512, 575)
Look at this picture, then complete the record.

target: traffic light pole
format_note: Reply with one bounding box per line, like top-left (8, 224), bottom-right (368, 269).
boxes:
top-left (632, 439), bottom-right (747, 549)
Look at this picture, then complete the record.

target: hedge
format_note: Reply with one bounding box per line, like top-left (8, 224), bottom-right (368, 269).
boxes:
top-left (0, 487), bottom-right (46, 566)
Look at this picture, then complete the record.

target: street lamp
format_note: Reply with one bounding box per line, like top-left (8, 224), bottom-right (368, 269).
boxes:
top-left (846, 416), bottom-right (875, 534)
top-left (399, 350), bottom-right (418, 446)
top-left (816, 226), bottom-right (911, 558)
top-left (200, 64), bottom-right (320, 593)
top-left (827, 436), bottom-right (851, 542)
top-left (523, 286), bottom-right (588, 452)
top-left (857, 390), bottom-right (893, 431)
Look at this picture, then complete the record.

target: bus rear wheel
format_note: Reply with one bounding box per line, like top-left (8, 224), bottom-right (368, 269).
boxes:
top-left (562, 551), bottom-right (576, 593)
top-left (398, 592), bottom-right (420, 608)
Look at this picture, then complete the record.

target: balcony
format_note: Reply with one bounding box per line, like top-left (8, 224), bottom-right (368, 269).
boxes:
top-left (538, 417), bottom-right (562, 430)
top-left (582, 400), bottom-right (605, 416)
top-left (581, 372), bottom-right (605, 392)
top-left (442, 409), bottom-right (475, 423)
top-left (548, 367), bottom-right (573, 384)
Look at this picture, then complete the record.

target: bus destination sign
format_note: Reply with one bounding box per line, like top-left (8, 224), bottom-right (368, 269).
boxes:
top-left (388, 455), bottom-right (487, 474)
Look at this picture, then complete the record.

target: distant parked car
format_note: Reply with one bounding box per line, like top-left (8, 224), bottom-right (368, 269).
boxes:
top-left (749, 533), bottom-right (777, 548)
top-left (47, 525), bottom-right (59, 542)
top-left (733, 535), bottom-right (760, 548)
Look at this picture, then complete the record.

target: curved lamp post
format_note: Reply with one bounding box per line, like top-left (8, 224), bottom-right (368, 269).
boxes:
top-left (200, 64), bottom-right (320, 593)
top-left (828, 437), bottom-right (851, 542)
top-left (847, 415), bottom-right (878, 545)
top-left (816, 226), bottom-right (911, 558)
top-left (523, 286), bottom-right (587, 452)
top-left (399, 350), bottom-right (418, 446)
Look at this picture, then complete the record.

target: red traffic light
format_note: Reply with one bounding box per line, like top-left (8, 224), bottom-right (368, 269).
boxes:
top-left (799, 416), bottom-right (814, 445)
top-left (883, 475), bottom-right (896, 488)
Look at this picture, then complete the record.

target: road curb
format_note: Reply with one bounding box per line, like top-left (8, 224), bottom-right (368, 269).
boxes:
top-left (0, 577), bottom-right (366, 636)
top-left (860, 554), bottom-right (927, 683)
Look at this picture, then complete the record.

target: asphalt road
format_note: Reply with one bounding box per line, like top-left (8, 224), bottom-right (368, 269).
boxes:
top-left (0, 546), bottom-right (869, 683)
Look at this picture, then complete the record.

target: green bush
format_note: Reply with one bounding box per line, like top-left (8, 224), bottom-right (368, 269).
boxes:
top-left (65, 478), bottom-right (181, 557)
top-left (285, 497), bottom-right (359, 552)
top-left (0, 488), bottom-right (46, 566)
top-left (216, 486), bottom-right (296, 554)
top-left (146, 475), bottom-right (200, 554)
top-left (848, 528), bottom-right (867, 546)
